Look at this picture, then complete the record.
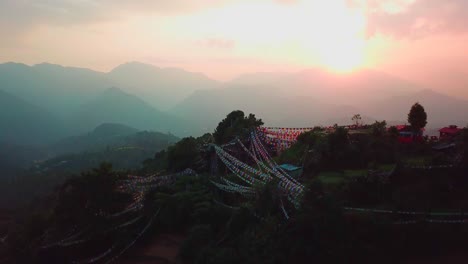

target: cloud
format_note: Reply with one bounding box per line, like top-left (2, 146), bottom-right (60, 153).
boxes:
top-left (361, 0), bottom-right (468, 38)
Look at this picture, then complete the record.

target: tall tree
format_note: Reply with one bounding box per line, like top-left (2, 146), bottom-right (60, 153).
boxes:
top-left (407, 102), bottom-right (427, 132)
top-left (166, 137), bottom-right (201, 171)
top-left (371, 120), bottom-right (387, 137)
top-left (352, 114), bottom-right (362, 126)
top-left (213, 110), bottom-right (263, 144)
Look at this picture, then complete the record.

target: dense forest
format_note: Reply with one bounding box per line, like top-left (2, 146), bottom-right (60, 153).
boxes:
top-left (0, 123), bottom-right (179, 209)
top-left (1, 106), bottom-right (468, 263)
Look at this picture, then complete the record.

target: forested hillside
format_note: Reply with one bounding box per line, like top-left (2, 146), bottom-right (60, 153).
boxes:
top-left (2, 110), bottom-right (468, 263)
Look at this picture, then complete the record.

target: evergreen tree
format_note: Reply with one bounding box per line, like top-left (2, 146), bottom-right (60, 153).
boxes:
top-left (407, 102), bottom-right (427, 132)
top-left (213, 110), bottom-right (263, 144)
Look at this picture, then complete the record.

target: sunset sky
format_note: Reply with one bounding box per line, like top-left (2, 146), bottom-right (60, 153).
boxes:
top-left (1, 0), bottom-right (467, 95)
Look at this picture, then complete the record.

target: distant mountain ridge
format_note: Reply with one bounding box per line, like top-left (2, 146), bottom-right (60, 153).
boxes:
top-left (0, 89), bottom-right (68, 144)
top-left (0, 61), bottom-right (220, 116)
top-left (230, 69), bottom-right (422, 104)
top-left (360, 89), bottom-right (468, 128)
top-left (1, 61), bottom-right (467, 142)
top-left (90, 123), bottom-right (140, 137)
top-left (109, 62), bottom-right (219, 110)
top-left (68, 87), bottom-right (197, 135)
top-left (0, 62), bottom-right (110, 116)
top-left (172, 69), bottom-right (468, 131)
top-left (50, 122), bottom-right (179, 156)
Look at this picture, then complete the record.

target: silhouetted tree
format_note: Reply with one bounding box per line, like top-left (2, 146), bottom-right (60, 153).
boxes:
top-left (166, 137), bottom-right (200, 171)
top-left (388, 126), bottom-right (399, 139)
top-left (371, 120), bottom-right (387, 137)
top-left (213, 110), bottom-right (263, 144)
top-left (408, 102), bottom-right (427, 132)
top-left (352, 114), bottom-right (362, 126)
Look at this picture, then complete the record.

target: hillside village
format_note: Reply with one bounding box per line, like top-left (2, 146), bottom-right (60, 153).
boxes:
top-left (1, 103), bottom-right (467, 263)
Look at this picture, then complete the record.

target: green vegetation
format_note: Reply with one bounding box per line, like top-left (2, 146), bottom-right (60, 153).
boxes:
top-left (213, 110), bottom-right (263, 144)
top-left (316, 169), bottom-right (367, 185)
top-left (2, 110), bottom-right (468, 264)
top-left (0, 124), bottom-right (181, 209)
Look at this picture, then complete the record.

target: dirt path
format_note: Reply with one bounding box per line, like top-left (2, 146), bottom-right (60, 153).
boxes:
top-left (118, 234), bottom-right (186, 264)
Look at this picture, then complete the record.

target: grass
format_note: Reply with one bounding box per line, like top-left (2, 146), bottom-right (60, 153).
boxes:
top-left (403, 156), bottom-right (431, 166)
top-left (377, 163), bottom-right (396, 171)
top-left (316, 163), bottom-right (396, 185)
top-left (316, 169), bottom-right (366, 185)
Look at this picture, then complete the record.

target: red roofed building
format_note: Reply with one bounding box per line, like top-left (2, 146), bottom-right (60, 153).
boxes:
top-left (394, 125), bottom-right (424, 143)
top-left (439, 125), bottom-right (462, 140)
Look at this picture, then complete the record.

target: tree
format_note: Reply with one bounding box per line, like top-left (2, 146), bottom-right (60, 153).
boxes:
top-left (407, 102), bottom-right (427, 132)
top-left (388, 126), bottom-right (399, 139)
top-left (213, 110), bottom-right (263, 144)
top-left (166, 137), bottom-right (201, 171)
top-left (324, 126), bottom-right (351, 169)
top-left (352, 114), bottom-right (362, 126)
top-left (371, 120), bottom-right (387, 137)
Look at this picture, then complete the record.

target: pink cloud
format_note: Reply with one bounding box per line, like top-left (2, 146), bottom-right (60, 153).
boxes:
top-left (360, 0), bottom-right (468, 38)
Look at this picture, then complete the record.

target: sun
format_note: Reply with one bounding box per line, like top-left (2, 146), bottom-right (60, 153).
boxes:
top-left (317, 37), bottom-right (365, 73)
top-left (297, 1), bottom-right (367, 73)
top-left (174, 0), bottom-right (367, 73)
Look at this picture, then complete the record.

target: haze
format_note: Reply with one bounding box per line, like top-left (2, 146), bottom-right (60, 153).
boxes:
top-left (2, 2), bottom-right (468, 263)
top-left (0, 0), bottom-right (467, 98)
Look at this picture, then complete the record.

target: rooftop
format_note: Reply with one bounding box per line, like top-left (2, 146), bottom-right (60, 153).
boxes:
top-left (439, 125), bottom-right (462, 135)
top-left (278, 164), bottom-right (302, 171)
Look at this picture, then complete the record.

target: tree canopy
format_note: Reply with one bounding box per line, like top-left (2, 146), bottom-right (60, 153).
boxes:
top-left (408, 102), bottom-right (427, 131)
top-left (213, 110), bottom-right (263, 144)
top-left (352, 114), bottom-right (362, 126)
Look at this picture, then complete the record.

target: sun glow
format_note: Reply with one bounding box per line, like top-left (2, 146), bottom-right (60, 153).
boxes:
top-left (172, 0), bottom-right (367, 73)
top-left (297, 1), bottom-right (367, 72)
top-left (314, 29), bottom-right (366, 73)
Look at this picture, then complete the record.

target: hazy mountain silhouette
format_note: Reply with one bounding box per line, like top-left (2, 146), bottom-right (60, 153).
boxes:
top-left (173, 69), bottom-right (467, 130)
top-left (50, 122), bottom-right (179, 156)
top-left (172, 68), bottom-right (421, 129)
top-left (89, 123), bottom-right (140, 137)
top-left (109, 62), bottom-right (219, 110)
top-left (0, 62), bottom-right (219, 115)
top-left (2, 61), bottom-right (467, 138)
top-left (360, 89), bottom-right (468, 128)
top-left (0, 62), bottom-right (110, 117)
top-left (172, 83), bottom-right (360, 131)
top-left (0, 89), bottom-right (67, 144)
top-left (68, 87), bottom-right (194, 136)
top-left (230, 68), bottom-right (421, 104)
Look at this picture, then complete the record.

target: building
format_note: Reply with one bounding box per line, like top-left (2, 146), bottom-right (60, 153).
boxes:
top-left (439, 125), bottom-right (462, 140)
top-left (277, 164), bottom-right (303, 178)
top-left (395, 125), bottom-right (424, 143)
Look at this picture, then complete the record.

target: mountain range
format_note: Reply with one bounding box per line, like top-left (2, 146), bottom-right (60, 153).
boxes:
top-left (0, 61), bottom-right (218, 116)
top-left (34, 123), bottom-right (180, 172)
top-left (0, 89), bottom-right (67, 145)
top-left (172, 69), bottom-right (468, 131)
top-left (1, 61), bottom-right (467, 146)
top-left (0, 123), bottom-right (180, 177)
top-left (50, 123), bottom-right (179, 156)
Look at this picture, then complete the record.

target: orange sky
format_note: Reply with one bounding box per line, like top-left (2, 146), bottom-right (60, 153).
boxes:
top-left (0, 0), bottom-right (467, 96)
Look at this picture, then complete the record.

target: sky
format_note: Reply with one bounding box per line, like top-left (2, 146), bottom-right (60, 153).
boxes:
top-left (0, 0), bottom-right (467, 96)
